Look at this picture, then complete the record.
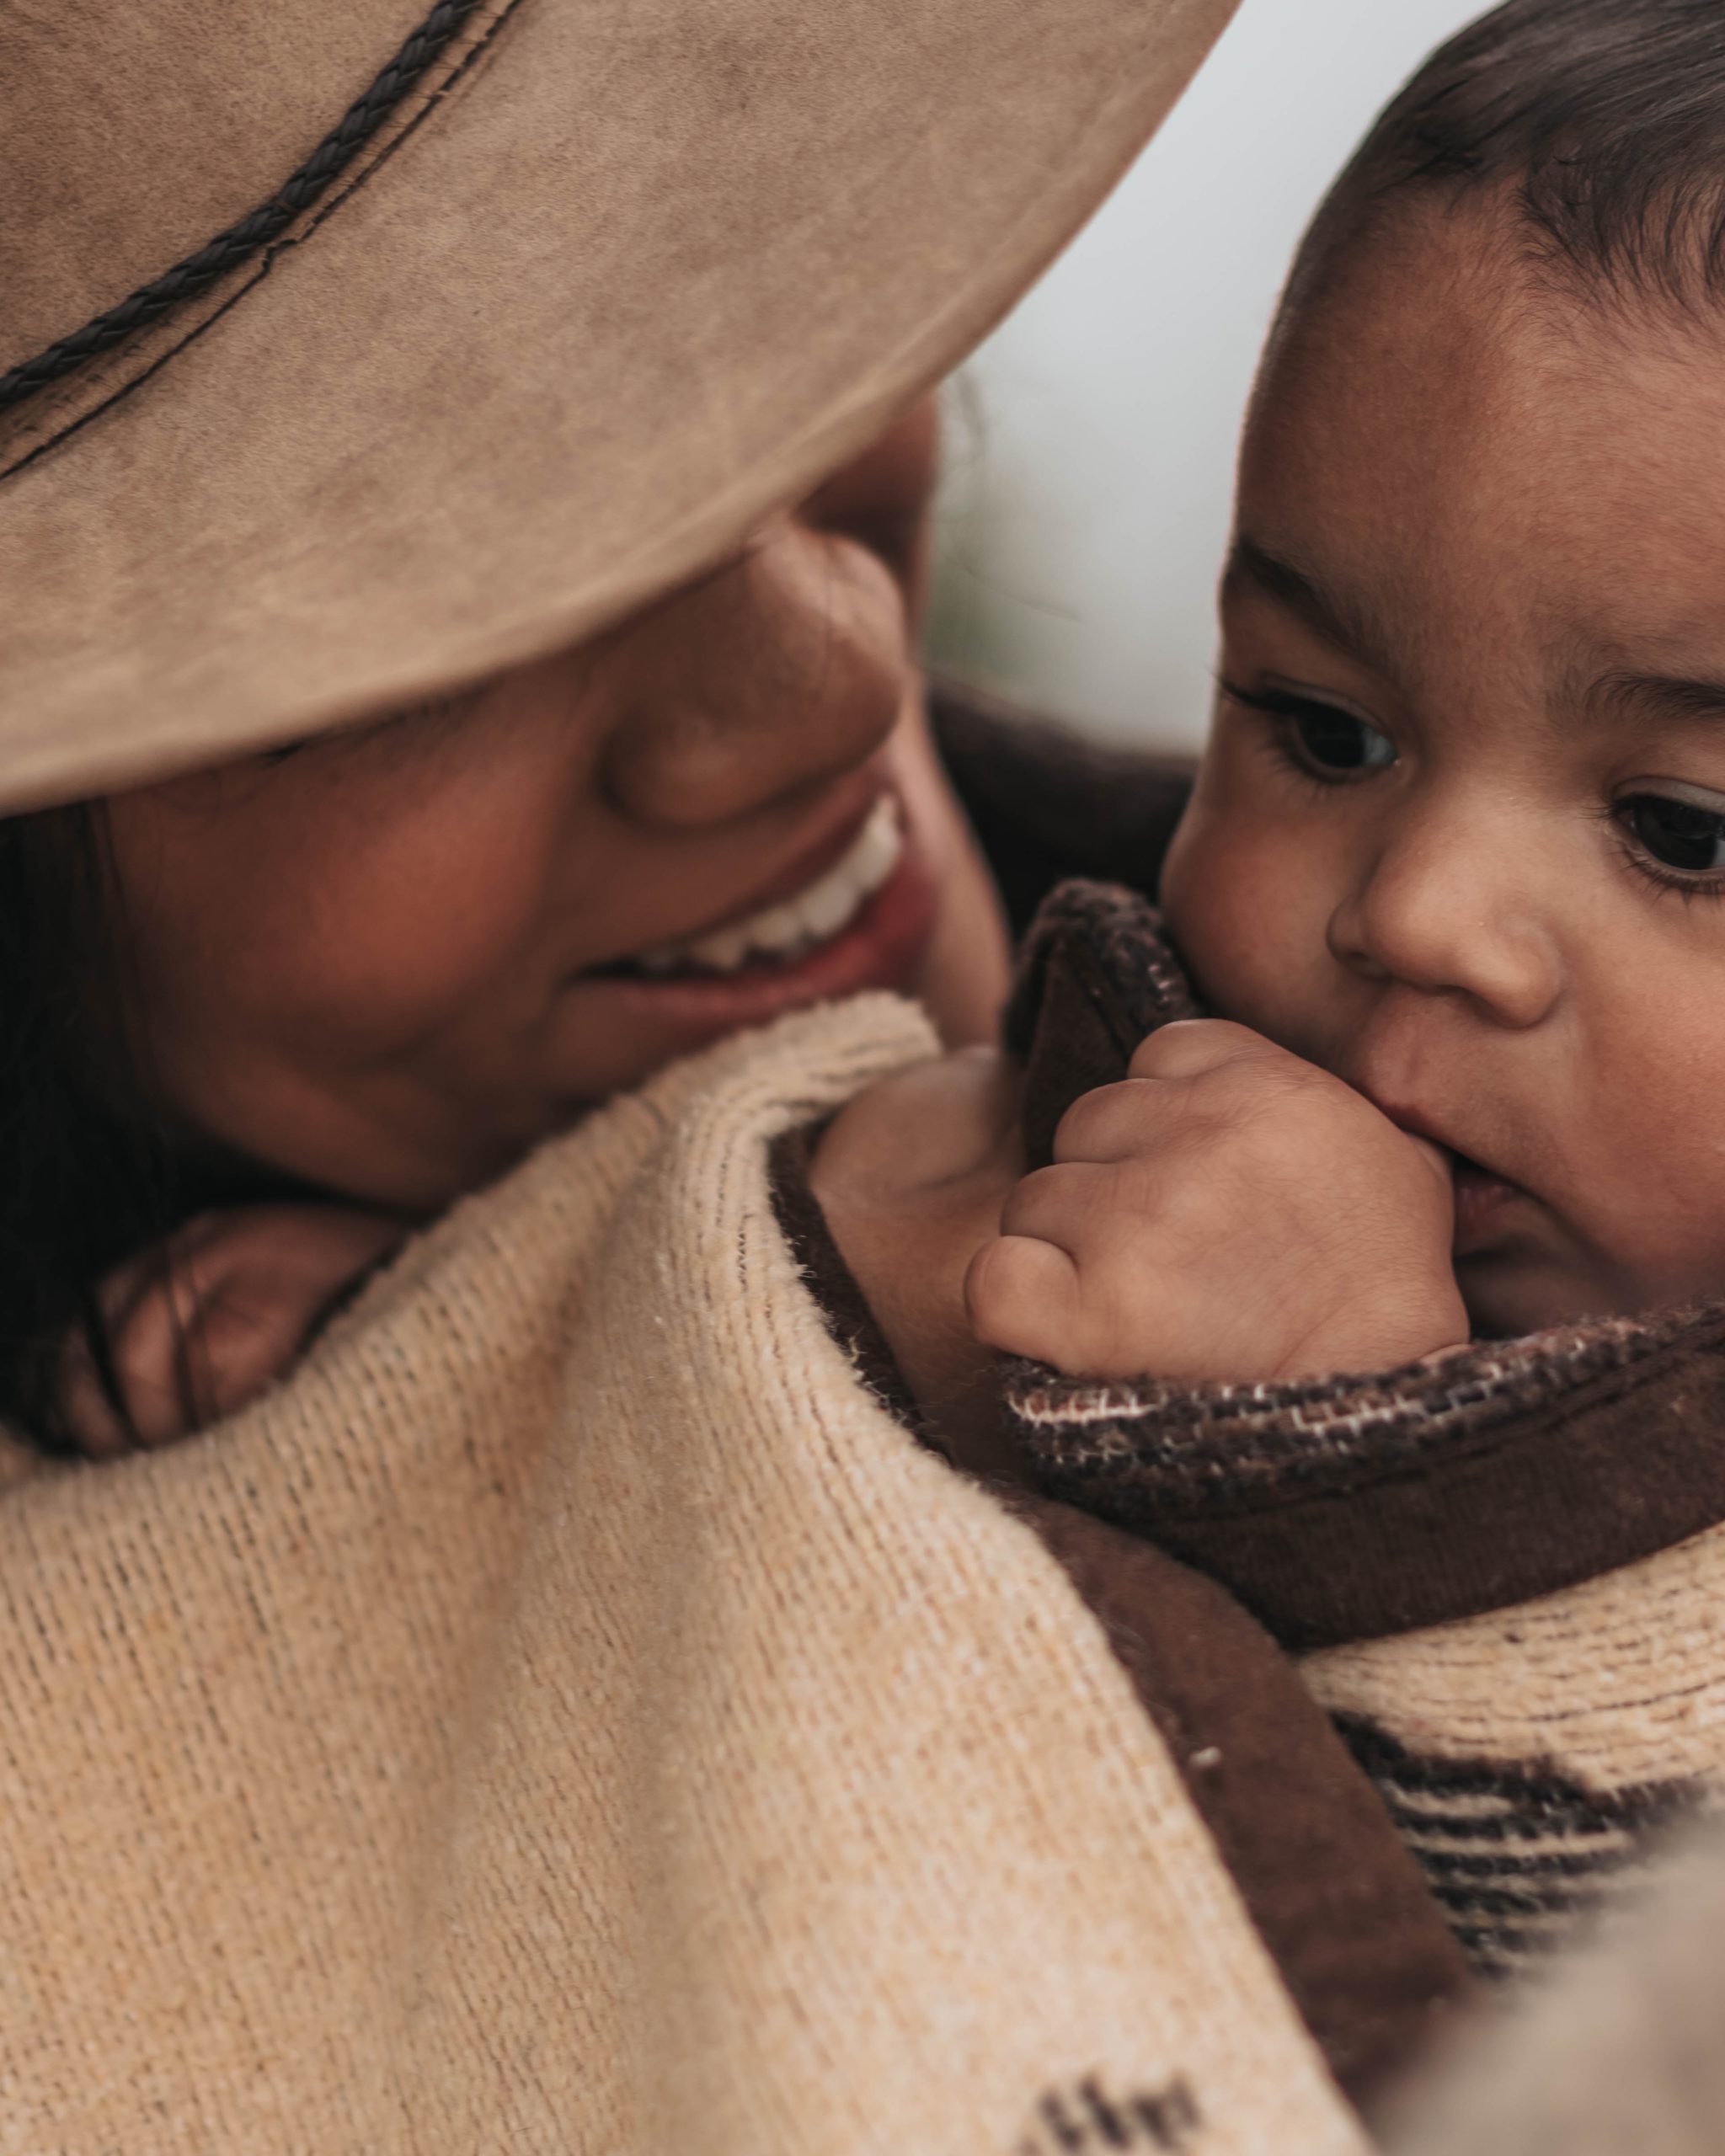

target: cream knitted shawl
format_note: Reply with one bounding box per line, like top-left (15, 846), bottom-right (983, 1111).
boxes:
top-left (0, 996), bottom-right (1358, 2156)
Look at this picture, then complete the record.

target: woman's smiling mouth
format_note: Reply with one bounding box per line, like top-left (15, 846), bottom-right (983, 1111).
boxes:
top-left (624, 796), bottom-right (904, 978)
top-left (569, 783), bottom-right (943, 1054)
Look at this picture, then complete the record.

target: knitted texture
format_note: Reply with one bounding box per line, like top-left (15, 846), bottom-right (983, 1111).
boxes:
top-left (0, 995), bottom-right (1359, 2156)
top-left (1010, 1312), bottom-right (1725, 1519)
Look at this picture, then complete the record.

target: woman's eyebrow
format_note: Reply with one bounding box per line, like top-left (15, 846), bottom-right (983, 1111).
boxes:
top-left (1221, 534), bottom-right (1397, 676)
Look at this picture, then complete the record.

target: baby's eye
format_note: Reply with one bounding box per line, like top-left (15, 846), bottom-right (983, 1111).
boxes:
top-left (1288, 703), bottom-right (1397, 774)
top-left (1619, 792), bottom-right (1725, 874)
top-left (1222, 680), bottom-right (1397, 779)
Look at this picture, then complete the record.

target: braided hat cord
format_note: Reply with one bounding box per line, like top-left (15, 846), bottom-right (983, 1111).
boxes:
top-left (0, 0), bottom-right (482, 417)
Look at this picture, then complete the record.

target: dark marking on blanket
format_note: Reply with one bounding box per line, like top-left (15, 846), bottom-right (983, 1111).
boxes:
top-left (1017, 2073), bottom-right (1203, 2153)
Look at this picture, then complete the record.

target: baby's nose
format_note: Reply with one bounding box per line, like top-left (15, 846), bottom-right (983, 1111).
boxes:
top-left (1327, 817), bottom-right (1562, 1030)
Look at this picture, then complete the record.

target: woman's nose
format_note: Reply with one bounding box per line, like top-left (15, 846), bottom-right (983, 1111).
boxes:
top-left (1325, 803), bottom-right (1563, 1029)
top-left (598, 515), bottom-right (908, 829)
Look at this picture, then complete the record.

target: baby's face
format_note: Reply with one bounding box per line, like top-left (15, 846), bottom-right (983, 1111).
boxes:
top-left (1162, 203), bottom-right (1725, 1337)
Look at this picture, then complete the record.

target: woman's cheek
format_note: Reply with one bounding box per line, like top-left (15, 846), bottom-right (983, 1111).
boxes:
top-left (280, 811), bottom-right (556, 1035)
top-left (160, 789), bottom-right (560, 1063)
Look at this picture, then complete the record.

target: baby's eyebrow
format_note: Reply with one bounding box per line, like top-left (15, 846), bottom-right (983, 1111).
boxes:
top-left (1587, 670), bottom-right (1725, 730)
top-left (1222, 535), bottom-right (1398, 678)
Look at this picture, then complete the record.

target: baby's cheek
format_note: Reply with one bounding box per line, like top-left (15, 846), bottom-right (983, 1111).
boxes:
top-left (1161, 806), bottom-right (1311, 1031)
top-left (1599, 1138), bottom-right (1725, 1312)
top-left (1552, 1004), bottom-right (1725, 1315)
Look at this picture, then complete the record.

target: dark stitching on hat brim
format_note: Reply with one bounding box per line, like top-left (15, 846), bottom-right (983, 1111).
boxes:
top-left (0, 0), bottom-right (483, 416)
top-left (0, 0), bottom-right (528, 488)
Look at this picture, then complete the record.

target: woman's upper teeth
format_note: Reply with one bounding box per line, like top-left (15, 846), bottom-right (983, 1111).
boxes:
top-left (635, 798), bottom-right (903, 976)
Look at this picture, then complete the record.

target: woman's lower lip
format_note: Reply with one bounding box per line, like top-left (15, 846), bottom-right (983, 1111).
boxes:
top-left (567, 816), bottom-right (942, 1052)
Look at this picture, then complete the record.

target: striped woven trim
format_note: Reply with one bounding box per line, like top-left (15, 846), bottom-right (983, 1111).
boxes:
top-left (1006, 1308), bottom-right (1713, 1517)
top-left (1335, 1715), bottom-right (1705, 1982)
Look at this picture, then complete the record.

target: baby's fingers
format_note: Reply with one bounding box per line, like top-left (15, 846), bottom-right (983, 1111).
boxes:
top-left (998, 1159), bottom-right (1129, 1246)
top-left (964, 1234), bottom-right (1083, 1366)
top-left (1128, 1017), bottom-right (1282, 1082)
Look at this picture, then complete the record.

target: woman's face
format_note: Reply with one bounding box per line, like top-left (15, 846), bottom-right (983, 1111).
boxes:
top-left (100, 399), bottom-right (1010, 1209)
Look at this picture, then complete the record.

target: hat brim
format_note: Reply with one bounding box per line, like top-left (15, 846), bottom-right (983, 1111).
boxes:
top-left (0, 0), bottom-right (1236, 809)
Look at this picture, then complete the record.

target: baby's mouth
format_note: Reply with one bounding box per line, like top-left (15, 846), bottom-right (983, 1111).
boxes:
top-left (1358, 1088), bottom-right (1529, 1250)
top-left (1449, 1149), bottom-right (1525, 1251)
top-left (603, 796), bottom-right (904, 980)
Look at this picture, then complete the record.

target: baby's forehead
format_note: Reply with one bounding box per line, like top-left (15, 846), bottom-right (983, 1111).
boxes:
top-left (1276, 3), bottom-right (1725, 359)
top-left (1234, 210), bottom-right (1725, 699)
top-left (1249, 0), bottom-right (1725, 544)
top-left (1258, 195), bottom-right (1558, 422)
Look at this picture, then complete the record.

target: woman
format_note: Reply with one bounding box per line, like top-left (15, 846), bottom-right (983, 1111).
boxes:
top-left (0, 3), bottom-right (1401, 2152)
top-left (3, 3), bottom-right (1192, 1452)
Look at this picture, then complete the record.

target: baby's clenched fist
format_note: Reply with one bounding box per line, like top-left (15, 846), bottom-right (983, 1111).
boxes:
top-left (964, 1020), bottom-right (1469, 1385)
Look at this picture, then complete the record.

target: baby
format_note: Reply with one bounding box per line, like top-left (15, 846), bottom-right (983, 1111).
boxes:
top-left (813, 0), bottom-right (1725, 1468)
top-left (792, 9), bottom-right (1725, 2034)
top-left (62, 0), bottom-right (1725, 1469)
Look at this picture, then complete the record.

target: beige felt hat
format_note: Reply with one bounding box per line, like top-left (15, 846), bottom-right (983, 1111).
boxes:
top-left (0, 0), bottom-right (1236, 811)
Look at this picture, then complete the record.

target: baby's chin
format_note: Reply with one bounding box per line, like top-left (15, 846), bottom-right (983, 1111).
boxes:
top-left (1457, 1253), bottom-right (1637, 1342)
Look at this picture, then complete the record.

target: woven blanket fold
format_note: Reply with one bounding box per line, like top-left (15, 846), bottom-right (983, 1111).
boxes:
top-left (0, 994), bottom-right (1359, 2156)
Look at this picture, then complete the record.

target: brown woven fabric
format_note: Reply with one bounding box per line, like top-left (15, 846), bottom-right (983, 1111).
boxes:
top-left (1005, 878), bottom-right (1200, 1171)
top-left (1001, 1494), bottom-right (1475, 2103)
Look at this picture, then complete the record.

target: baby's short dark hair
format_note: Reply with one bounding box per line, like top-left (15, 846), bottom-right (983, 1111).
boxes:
top-left (1291, 0), bottom-right (1725, 316)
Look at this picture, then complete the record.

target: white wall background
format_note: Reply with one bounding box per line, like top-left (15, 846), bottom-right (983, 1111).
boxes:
top-left (927, 0), bottom-right (1491, 750)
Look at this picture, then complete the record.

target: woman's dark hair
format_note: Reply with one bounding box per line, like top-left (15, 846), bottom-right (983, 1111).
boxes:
top-left (1291, 0), bottom-right (1725, 316)
top-left (0, 808), bottom-right (185, 1451)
